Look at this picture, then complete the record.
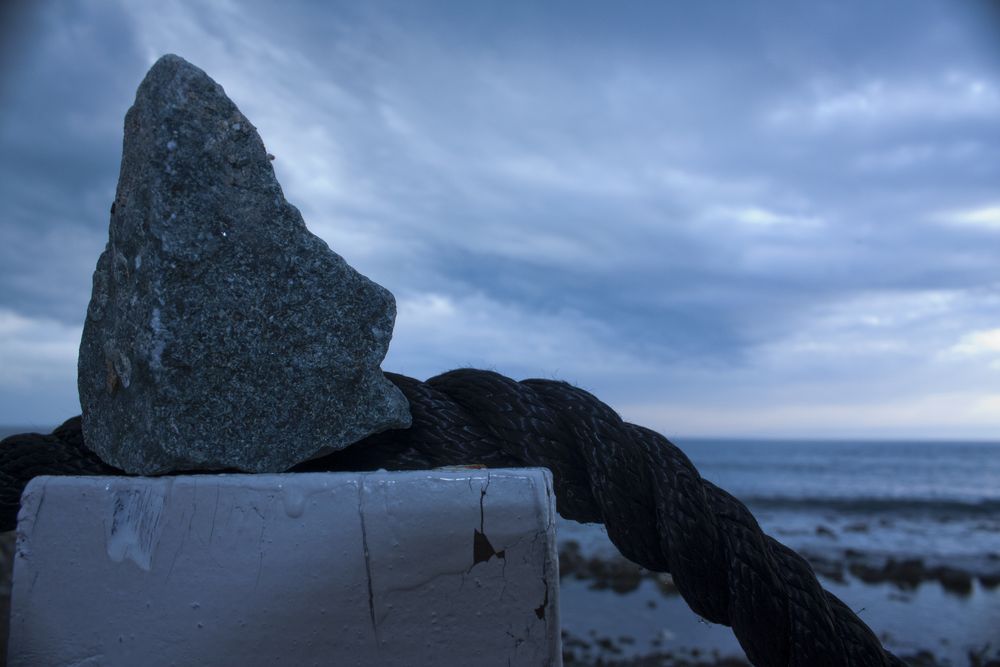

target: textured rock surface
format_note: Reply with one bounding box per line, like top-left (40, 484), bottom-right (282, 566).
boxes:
top-left (78, 54), bottom-right (410, 474)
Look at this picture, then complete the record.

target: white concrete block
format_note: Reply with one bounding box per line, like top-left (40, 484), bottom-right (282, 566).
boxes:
top-left (9, 469), bottom-right (560, 666)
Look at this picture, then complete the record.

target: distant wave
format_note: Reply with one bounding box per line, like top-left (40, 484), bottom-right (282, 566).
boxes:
top-left (743, 495), bottom-right (1000, 516)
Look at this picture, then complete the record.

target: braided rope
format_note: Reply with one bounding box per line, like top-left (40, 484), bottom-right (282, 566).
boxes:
top-left (0, 369), bottom-right (903, 666)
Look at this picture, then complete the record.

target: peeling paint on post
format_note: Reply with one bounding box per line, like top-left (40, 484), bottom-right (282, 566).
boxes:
top-left (9, 469), bottom-right (561, 667)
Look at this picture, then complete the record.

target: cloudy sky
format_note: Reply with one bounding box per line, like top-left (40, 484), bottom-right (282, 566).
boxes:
top-left (1, 1), bottom-right (998, 438)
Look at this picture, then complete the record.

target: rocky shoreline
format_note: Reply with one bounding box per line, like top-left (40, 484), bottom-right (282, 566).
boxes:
top-left (557, 539), bottom-right (1000, 667)
top-left (804, 548), bottom-right (1000, 594)
top-left (561, 636), bottom-right (1000, 667)
top-left (559, 538), bottom-right (1000, 598)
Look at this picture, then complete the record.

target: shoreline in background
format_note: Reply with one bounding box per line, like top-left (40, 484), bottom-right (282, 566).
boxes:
top-left (676, 436), bottom-right (1000, 445)
top-left (6, 424), bottom-right (1000, 443)
top-left (557, 531), bottom-right (1000, 666)
top-left (2, 428), bottom-right (997, 664)
top-left (560, 436), bottom-right (1000, 666)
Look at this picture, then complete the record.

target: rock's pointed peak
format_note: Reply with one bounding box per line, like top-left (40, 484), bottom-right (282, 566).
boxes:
top-left (150, 53), bottom-right (193, 71)
top-left (148, 53), bottom-right (196, 75)
top-left (134, 54), bottom-right (226, 112)
top-left (78, 56), bottom-right (411, 474)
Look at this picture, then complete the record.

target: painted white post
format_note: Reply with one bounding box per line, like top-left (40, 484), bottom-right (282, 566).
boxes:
top-left (9, 469), bottom-right (561, 666)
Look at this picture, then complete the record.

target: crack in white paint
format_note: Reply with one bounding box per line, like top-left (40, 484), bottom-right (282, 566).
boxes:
top-left (357, 478), bottom-right (379, 645)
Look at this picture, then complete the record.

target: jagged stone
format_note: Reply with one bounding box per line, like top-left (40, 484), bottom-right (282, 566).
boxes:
top-left (78, 54), bottom-right (410, 474)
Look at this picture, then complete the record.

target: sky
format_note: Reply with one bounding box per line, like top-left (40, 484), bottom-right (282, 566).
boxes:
top-left (0, 1), bottom-right (998, 438)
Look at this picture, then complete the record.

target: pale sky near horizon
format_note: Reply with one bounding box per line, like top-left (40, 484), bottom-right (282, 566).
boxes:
top-left (1, 1), bottom-right (999, 438)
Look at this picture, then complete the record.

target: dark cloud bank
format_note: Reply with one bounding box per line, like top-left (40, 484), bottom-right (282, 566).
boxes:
top-left (1, 1), bottom-right (998, 437)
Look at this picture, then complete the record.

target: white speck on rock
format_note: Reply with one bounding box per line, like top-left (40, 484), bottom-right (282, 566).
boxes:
top-left (150, 307), bottom-right (166, 371)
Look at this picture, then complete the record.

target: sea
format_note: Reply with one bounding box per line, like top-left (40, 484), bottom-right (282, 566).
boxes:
top-left (2, 426), bottom-right (998, 663)
top-left (558, 438), bottom-right (1000, 665)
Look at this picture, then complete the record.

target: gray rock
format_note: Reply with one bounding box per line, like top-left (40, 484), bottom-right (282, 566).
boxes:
top-left (78, 54), bottom-right (411, 474)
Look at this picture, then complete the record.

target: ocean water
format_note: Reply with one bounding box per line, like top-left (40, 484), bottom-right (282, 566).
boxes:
top-left (558, 438), bottom-right (1000, 664)
top-left (679, 438), bottom-right (1000, 573)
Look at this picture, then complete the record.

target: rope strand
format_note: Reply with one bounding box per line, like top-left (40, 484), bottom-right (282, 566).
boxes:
top-left (0, 369), bottom-right (904, 666)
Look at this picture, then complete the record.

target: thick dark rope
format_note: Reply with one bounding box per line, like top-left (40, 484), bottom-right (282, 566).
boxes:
top-left (0, 369), bottom-right (903, 667)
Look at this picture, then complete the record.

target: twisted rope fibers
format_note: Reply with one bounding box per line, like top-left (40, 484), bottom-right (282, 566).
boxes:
top-left (0, 369), bottom-right (904, 666)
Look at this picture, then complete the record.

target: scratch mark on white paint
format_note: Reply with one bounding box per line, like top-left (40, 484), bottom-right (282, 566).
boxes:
top-left (105, 485), bottom-right (166, 571)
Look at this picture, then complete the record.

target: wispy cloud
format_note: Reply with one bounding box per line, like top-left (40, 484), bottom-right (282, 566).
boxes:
top-left (630, 391), bottom-right (1000, 440)
top-left (766, 72), bottom-right (1000, 129)
top-left (950, 329), bottom-right (1000, 360)
top-left (853, 141), bottom-right (983, 172)
top-left (703, 205), bottom-right (823, 230)
top-left (934, 204), bottom-right (1000, 230)
top-left (0, 309), bottom-right (81, 425)
top-left (0, 310), bottom-right (81, 381)
top-left (1, 0), bottom-right (998, 436)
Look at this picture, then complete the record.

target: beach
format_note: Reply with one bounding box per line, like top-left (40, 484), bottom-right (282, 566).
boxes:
top-left (0, 429), bottom-right (996, 665)
top-left (558, 437), bottom-right (1000, 666)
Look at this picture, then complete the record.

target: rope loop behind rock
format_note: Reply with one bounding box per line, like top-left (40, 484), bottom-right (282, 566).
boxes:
top-left (0, 368), bottom-right (905, 667)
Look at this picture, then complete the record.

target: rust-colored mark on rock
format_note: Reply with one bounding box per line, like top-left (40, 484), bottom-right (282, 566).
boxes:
top-left (105, 358), bottom-right (119, 394)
